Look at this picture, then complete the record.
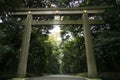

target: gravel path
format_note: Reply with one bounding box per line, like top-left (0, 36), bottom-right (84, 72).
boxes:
top-left (28, 74), bottom-right (86, 80)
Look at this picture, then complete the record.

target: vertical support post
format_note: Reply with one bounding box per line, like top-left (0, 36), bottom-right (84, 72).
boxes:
top-left (82, 10), bottom-right (98, 78)
top-left (17, 11), bottom-right (32, 78)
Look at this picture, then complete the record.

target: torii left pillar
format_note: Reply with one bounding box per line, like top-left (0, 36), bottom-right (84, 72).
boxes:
top-left (17, 11), bottom-right (32, 78)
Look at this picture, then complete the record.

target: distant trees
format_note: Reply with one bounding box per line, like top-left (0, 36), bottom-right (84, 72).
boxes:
top-left (95, 5), bottom-right (120, 72)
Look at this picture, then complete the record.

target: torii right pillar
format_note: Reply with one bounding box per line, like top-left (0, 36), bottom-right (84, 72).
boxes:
top-left (82, 10), bottom-right (98, 78)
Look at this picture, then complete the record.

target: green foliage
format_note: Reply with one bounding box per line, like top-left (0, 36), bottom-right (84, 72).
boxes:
top-left (0, 22), bottom-right (22, 73)
top-left (0, 0), bottom-right (23, 14)
top-left (94, 30), bottom-right (120, 72)
top-left (26, 26), bottom-right (60, 74)
top-left (103, 5), bottom-right (120, 31)
top-left (61, 25), bottom-right (87, 73)
top-left (84, 0), bottom-right (116, 6)
top-left (62, 38), bottom-right (87, 73)
top-left (76, 72), bottom-right (88, 77)
top-left (93, 4), bottom-right (120, 73)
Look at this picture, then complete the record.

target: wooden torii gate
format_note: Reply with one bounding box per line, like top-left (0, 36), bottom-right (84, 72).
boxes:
top-left (12, 6), bottom-right (107, 78)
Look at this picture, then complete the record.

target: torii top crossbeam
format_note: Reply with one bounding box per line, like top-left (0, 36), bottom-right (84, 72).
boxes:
top-left (12, 6), bottom-right (110, 15)
top-left (12, 6), bottom-right (111, 25)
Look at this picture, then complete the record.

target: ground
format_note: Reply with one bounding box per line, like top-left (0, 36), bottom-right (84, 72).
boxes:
top-left (12, 74), bottom-right (86, 80)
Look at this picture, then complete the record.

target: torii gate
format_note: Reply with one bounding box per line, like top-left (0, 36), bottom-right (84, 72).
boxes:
top-left (12, 6), bottom-right (108, 78)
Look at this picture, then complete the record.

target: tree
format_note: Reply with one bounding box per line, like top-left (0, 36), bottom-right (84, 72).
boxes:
top-left (94, 4), bottom-right (120, 73)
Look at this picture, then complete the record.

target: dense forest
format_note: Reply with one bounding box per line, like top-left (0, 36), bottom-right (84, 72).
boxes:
top-left (0, 0), bottom-right (120, 80)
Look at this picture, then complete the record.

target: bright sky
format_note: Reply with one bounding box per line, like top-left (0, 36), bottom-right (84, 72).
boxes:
top-left (49, 15), bottom-right (62, 41)
top-left (49, 25), bottom-right (62, 41)
top-left (0, 19), bottom-right (2, 23)
top-left (49, 25), bottom-right (60, 33)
